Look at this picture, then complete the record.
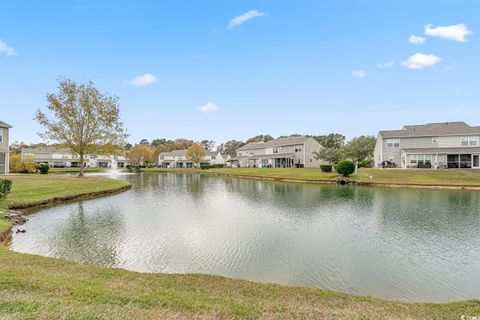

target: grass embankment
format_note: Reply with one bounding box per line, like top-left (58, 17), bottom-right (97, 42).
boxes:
top-left (1, 247), bottom-right (479, 319)
top-left (49, 167), bottom-right (107, 173)
top-left (142, 167), bottom-right (480, 187)
top-left (0, 175), bottom-right (130, 235)
top-left (0, 174), bottom-right (479, 319)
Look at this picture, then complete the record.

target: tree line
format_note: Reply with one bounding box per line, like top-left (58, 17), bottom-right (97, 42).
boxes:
top-left (18, 78), bottom-right (376, 175)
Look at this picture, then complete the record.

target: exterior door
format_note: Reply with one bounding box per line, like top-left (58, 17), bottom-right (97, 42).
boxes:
top-left (473, 155), bottom-right (480, 168)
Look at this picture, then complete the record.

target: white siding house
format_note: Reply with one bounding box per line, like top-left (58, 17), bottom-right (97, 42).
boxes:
top-left (0, 121), bottom-right (12, 174)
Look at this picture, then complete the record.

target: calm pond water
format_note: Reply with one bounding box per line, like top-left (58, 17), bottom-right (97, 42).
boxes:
top-left (10, 172), bottom-right (480, 302)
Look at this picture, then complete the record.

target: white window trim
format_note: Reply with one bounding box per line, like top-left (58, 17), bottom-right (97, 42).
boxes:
top-left (386, 139), bottom-right (400, 148)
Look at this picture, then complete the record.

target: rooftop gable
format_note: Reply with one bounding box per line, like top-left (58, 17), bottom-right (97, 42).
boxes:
top-left (379, 122), bottom-right (480, 138)
top-left (237, 136), bottom-right (309, 151)
top-left (0, 120), bottom-right (12, 128)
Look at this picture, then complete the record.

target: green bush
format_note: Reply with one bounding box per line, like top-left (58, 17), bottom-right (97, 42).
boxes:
top-left (201, 164), bottom-right (224, 170)
top-left (320, 164), bottom-right (333, 172)
top-left (37, 163), bottom-right (50, 174)
top-left (358, 159), bottom-right (373, 168)
top-left (0, 179), bottom-right (13, 200)
top-left (336, 160), bottom-right (355, 177)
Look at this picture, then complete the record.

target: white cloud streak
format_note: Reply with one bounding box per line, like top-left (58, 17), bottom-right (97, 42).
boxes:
top-left (198, 102), bottom-right (220, 113)
top-left (377, 61), bottom-right (395, 68)
top-left (352, 70), bottom-right (367, 78)
top-left (128, 73), bottom-right (157, 87)
top-left (228, 10), bottom-right (266, 29)
top-left (402, 53), bottom-right (441, 70)
top-left (409, 35), bottom-right (426, 44)
top-left (0, 39), bottom-right (16, 56)
top-left (424, 23), bottom-right (472, 42)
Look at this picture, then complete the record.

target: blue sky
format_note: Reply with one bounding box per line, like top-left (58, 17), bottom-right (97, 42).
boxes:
top-left (1, 0), bottom-right (479, 145)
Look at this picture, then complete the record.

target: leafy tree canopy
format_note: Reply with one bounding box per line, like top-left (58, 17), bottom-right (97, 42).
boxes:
top-left (35, 78), bottom-right (128, 176)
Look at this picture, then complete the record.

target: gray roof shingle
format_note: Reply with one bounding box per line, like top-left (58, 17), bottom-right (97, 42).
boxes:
top-left (0, 120), bottom-right (12, 128)
top-left (237, 136), bottom-right (309, 151)
top-left (379, 122), bottom-right (480, 138)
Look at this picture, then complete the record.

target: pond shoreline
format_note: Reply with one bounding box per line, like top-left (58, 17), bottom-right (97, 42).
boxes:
top-left (140, 168), bottom-right (480, 191)
top-left (2, 174), bottom-right (480, 319)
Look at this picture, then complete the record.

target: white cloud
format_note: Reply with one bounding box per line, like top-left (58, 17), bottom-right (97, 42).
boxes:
top-left (352, 70), bottom-right (367, 78)
top-left (409, 35), bottom-right (426, 44)
top-left (402, 53), bottom-right (440, 70)
top-left (424, 23), bottom-right (472, 42)
top-left (228, 10), bottom-right (266, 29)
top-left (377, 61), bottom-right (395, 68)
top-left (128, 73), bottom-right (157, 87)
top-left (0, 39), bottom-right (16, 56)
top-left (198, 102), bottom-right (220, 113)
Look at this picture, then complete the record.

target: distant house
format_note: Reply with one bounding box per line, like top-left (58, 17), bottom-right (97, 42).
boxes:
top-left (231, 136), bottom-right (323, 168)
top-left (158, 150), bottom-right (226, 168)
top-left (21, 148), bottom-right (129, 169)
top-left (374, 122), bottom-right (480, 169)
top-left (0, 120), bottom-right (12, 174)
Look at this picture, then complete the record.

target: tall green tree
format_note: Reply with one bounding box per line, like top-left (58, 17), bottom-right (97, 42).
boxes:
top-left (313, 147), bottom-right (345, 165)
top-left (200, 140), bottom-right (216, 151)
top-left (344, 135), bottom-right (376, 164)
top-left (35, 78), bottom-right (128, 176)
top-left (217, 140), bottom-right (244, 157)
top-left (310, 133), bottom-right (345, 149)
top-left (246, 134), bottom-right (274, 143)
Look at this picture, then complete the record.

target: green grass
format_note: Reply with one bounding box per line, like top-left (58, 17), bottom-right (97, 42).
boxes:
top-left (1, 246), bottom-right (479, 319)
top-left (142, 167), bottom-right (480, 187)
top-left (0, 173), bottom-right (479, 319)
top-left (49, 167), bottom-right (108, 173)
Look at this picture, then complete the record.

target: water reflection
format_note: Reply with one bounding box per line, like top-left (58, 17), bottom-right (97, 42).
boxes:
top-left (10, 172), bottom-right (480, 302)
top-left (47, 202), bottom-right (126, 266)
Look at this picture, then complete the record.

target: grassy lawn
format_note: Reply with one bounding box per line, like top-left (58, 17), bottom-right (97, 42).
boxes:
top-left (49, 167), bottom-right (108, 173)
top-left (0, 174), bottom-right (130, 235)
top-left (0, 173), bottom-right (479, 319)
top-left (142, 167), bottom-right (480, 187)
top-left (1, 247), bottom-right (479, 319)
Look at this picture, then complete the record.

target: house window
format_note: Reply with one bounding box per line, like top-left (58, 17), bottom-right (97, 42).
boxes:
top-left (0, 129), bottom-right (3, 143)
top-left (432, 137), bottom-right (438, 143)
top-left (211, 155), bottom-right (216, 160)
top-left (273, 147), bottom-right (279, 154)
top-left (160, 156), bottom-right (164, 160)
top-left (386, 139), bottom-right (400, 148)
top-left (388, 155), bottom-right (394, 162)
top-left (410, 155), bottom-right (432, 164)
top-left (461, 136), bottom-right (477, 146)
top-left (294, 145), bottom-right (302, 152)
top-left (249, 151), bottom-right (254, 156)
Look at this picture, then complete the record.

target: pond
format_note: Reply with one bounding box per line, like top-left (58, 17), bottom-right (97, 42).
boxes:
top-left (10, 172), bottom-right (480, 302)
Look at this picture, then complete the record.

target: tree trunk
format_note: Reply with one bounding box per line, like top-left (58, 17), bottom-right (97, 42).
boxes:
top-left (79, 153), bottom-right (85, 177)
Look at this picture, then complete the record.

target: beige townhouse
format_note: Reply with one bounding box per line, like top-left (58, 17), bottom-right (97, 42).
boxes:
top-left (374, 122), bottom-right (480, 169)
top-left (231, 136), bottom-right (323, 168)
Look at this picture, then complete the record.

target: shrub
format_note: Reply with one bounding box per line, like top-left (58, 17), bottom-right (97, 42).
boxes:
top-left (320, 164), bottom-right (333, 172)
top-left (9, 154), bottom-right (36, 173)
top-left (37, 163), bottom-right (50, 174)
top-left (336, 160), bottom-right (355, 177)
top-left (0, 179), bottom-right (13, 200)
top-left (358, 159), bottom-right (373, 168)
top-left (201, 164), bottom-right (224, 170)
